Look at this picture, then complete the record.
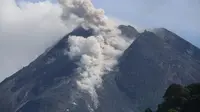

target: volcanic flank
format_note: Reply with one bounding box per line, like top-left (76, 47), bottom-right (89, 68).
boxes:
top-left (57, 0), bottom-right (135, 107)
top-left (0, 0), bottom-right (136, 112)
top-left (0, 0), bottom-right (200, 112)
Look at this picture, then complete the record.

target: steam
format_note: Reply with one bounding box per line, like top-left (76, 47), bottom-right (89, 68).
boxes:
top-left (59, 0), bottom-right (133, 108)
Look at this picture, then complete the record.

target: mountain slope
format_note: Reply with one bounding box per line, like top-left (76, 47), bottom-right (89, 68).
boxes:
top-left (0, 27), bottom-right (94, 112)
top-left (116, 30), bottom-right (200, 111)
top-left (0, 25), bottom-right (138, 112)
top-left (153, 28), bottom-right (200, 60)
top-left (0, 26), bottom-right (200, 112)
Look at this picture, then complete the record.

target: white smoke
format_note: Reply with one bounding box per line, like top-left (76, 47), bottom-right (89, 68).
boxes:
top-left (59, 0), bottom-right (133, 108)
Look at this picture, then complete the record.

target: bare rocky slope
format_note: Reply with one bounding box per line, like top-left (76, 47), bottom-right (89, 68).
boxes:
top-left (0, 26), bottom-right (200, 112)
top-left (117, 29), bottom-right (200, 111)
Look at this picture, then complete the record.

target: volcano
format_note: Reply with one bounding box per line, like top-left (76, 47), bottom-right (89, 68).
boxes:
top-left (0, 25), bottom-right (200, 112)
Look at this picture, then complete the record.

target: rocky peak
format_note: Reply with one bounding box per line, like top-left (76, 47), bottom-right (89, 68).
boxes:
top-left (118, 25), bottom-right (139, 39)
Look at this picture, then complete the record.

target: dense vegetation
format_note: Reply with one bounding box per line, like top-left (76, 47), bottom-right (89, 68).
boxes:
top-left (145, 83), bottom-right (200, 112)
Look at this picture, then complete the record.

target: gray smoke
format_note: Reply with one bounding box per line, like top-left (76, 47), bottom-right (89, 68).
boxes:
top-left (59, 0), bottom-right (133, 108)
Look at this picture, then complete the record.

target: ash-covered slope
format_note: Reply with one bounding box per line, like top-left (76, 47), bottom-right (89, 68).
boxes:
top-left (1, 0), bottom-right (200, 111)
top-left (0, 0), bottom-right (140, 111)
top-left (116, 29), bottom-right (200, 111)
top-left (0, 25), bottom-right (200, 112)
top-left (0, 27), bottom-right (93, 112)
top-left (0, 25), bottom-right (137, 112)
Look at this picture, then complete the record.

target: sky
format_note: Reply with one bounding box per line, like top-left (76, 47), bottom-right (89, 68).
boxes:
top-left (93, 0), bottom-right (200, 47)
top-left (0, 0), bottom-right (68, 82)
top-left (0, 0), bottom-right (199, 82)
top-left (24, 0), bottom-right (200, 46)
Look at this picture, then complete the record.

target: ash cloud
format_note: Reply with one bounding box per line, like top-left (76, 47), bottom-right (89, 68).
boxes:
top-left (59, 0), bottom-right (133, 108)
top-left (0, 0), bottom-right (134, 109)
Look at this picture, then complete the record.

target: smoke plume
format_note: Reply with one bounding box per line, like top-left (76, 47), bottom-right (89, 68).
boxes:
top-left (59, 0), bottom-right (133, 108)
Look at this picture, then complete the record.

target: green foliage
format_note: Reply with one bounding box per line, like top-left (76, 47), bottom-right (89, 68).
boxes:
top-left (163, 84), bottom-right (190, 100)
top-left (145, 108), bottom-right (152, 112)
top-left (186, 83), bottom-right (200, 96)
top-left (145, 83), bottom-right (200, 112)
top-left (167, 109), bottom-right (177, 112)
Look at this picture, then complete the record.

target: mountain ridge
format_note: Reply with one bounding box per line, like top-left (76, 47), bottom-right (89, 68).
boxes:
top-left (116, 30), bottom-right (200, 111)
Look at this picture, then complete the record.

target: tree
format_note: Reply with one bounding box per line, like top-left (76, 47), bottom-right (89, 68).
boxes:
top-left (163, 84), bottom-right (189, 100)
top-left (168, 109), bottom-right (177, 112)
top-left (145, 108), bottom-right (152, 112)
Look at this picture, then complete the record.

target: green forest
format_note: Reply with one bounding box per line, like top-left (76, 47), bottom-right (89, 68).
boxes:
top-left (145, 83), bottom-right (200, 112)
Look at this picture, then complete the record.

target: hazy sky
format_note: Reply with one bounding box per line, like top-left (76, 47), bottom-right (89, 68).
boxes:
top-left (0, 0), bottom-right (199, 82)
top-left (0, 0), bottom-right (68, 82)
top-left (92, 0), bottom-right (200, 47)
top-left (24, 0), bottom-right (200, 46)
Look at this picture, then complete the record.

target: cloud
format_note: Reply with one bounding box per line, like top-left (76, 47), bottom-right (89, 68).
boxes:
top-left (59, 0), bottom-right (133, 108)
top-left (0, 0), bottom-right (68, 82)
top-left (0, 0), bottom-right (132, 108)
